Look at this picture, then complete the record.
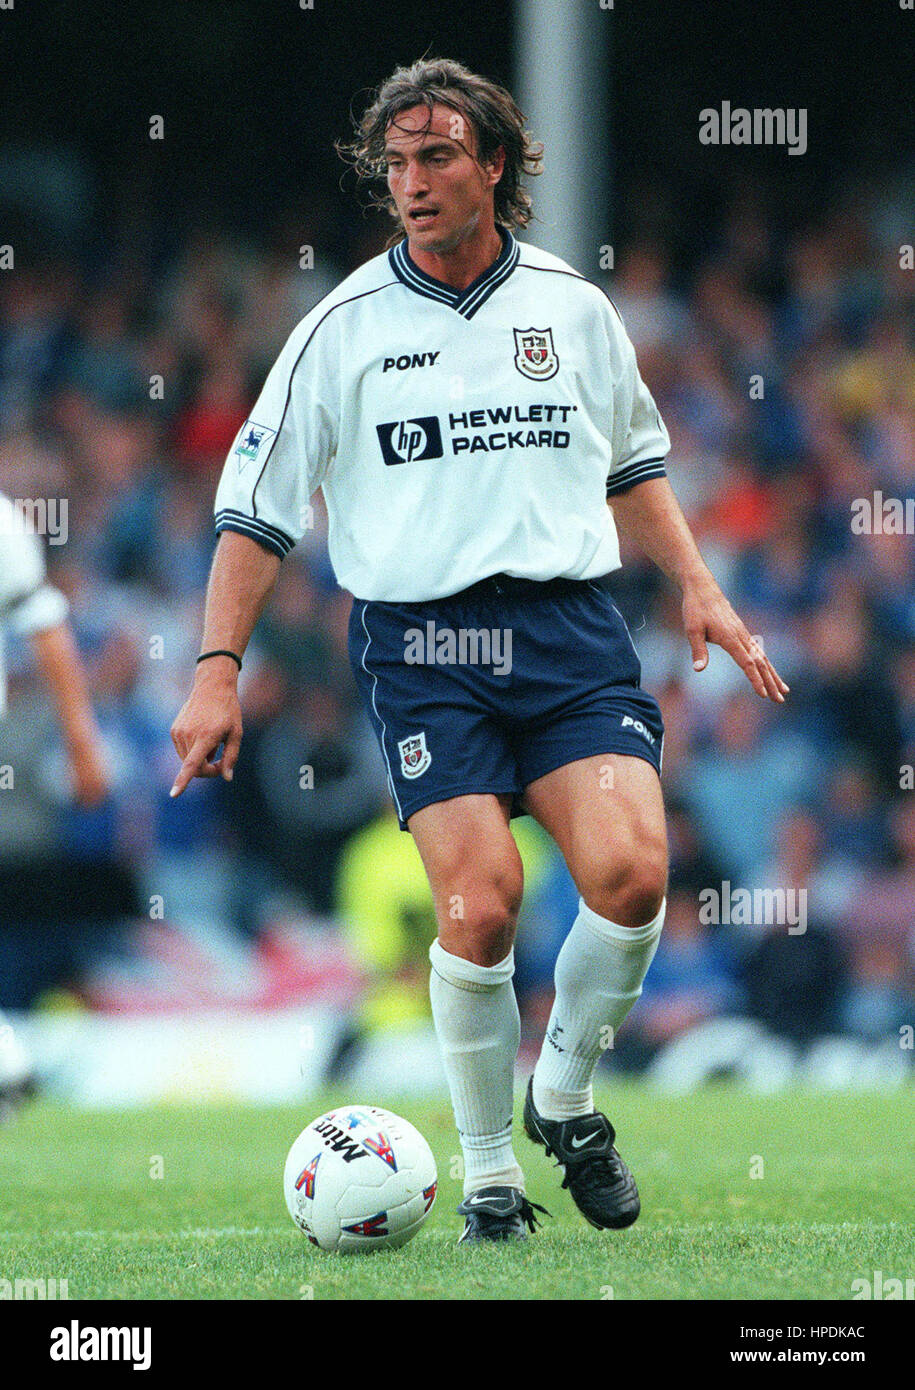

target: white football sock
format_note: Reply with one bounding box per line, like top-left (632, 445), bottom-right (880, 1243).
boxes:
top-left (429, 938), bottom-right (524, 1196)
top-left (533, 897), bottom-right (666, 1120)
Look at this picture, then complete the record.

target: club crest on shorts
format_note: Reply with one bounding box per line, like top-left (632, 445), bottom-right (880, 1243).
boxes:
top-left (234, 420), bottom-right (276, 473)
top-left (513, 326), bottom-right (559, 380)
top-left (397, 731), bottom-right (431, 779)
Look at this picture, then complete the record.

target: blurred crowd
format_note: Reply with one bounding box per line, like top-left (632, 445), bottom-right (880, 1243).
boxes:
top-left (1, 157), bottom-right (914, 1074)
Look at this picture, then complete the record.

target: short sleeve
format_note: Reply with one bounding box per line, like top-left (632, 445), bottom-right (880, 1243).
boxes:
top-left (0, 499), bottom-right (69, 635)
top-left (214, 310), bottom-right (339, 559)
top-left (605, 311), bottom-right (670, 498)
top-left (6, 582), bottom-right (69, 636)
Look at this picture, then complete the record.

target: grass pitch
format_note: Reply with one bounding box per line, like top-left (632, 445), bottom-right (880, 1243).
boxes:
top-left (2, 1085), bottom-right (912, 1300)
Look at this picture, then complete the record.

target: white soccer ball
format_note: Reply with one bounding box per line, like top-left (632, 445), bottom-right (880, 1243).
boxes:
top-left (283, 1104), bottom-right (437, 1253)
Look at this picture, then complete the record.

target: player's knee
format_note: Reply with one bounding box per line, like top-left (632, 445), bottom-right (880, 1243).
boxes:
top-left (579, 837), bottom-right (667, 928)
top-left (438, 877), bottom-right (522, 966)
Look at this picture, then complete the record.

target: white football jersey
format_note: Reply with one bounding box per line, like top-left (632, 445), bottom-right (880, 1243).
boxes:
top-left (215, 231), bottom-right (669, 602)
top-left (0, 492), bottom-right (69, 716)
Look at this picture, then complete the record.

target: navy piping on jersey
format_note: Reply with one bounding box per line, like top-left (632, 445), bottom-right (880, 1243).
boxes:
top-left (606, 456), bottom-right (667, 497)
top-left (213, 280), bottom-right (399, 555)
top-left (511, 258), bottom-right (668, 496)
top-left (248, 280), bottom-right (398, 520)
top-left (512, 258), bottom-right (627, 324)
top-left (214, 507), bottom-right (296, 559)
top-left (388, 228), bottom-right (520, 319)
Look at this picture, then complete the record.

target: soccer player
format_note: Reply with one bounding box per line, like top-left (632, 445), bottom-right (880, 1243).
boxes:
top-left (0, 491), bottom-right (109, 1110)
top-left (171, 59), bottom-right (788, 1241)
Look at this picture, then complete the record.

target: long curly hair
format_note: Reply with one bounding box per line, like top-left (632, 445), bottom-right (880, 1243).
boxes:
top-left (337, 57), bottom-right (543, 244)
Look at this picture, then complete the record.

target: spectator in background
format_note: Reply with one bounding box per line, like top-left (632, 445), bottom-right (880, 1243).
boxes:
top-left (892, 645), bottom-right (915, 764)
top-left (238, 202), bottom-right (345, 375)
top-left (682, 689), bottom-right (811, 883)
top-left (172, 355), bottom-right (249, 479)
top-left (841, 799), bottom-right (915, 962)
top-left (821, 760), bottom-right (890, 866)
top-left (0, 491), bottom-right (114, 1089)
top-left (754, 805), bottom-right (859, 939)
top-left (741, 923), bottom-right (849, 1046)
top-left (665, 797), bottom-right (726, 894)
top-left (65, 288), bottom-right (146, 415)
top-left (0, 270), bottom-right (72, 431)
top-left (797, 593), bottom-right (903, 792)
top-left (841, 937), bottom-right (914, 1044)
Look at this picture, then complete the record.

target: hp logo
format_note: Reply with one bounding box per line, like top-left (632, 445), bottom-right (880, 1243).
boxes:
top-left (376, 416), bottom-right (444, 467)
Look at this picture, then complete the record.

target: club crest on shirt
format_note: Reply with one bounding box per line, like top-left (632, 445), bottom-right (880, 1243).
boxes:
top-left (234, 420), bottom-right (276, 473)
top-left (397, 731), bottom-right (431, 779)
top-left (513, 326), bottom-right (559, 381)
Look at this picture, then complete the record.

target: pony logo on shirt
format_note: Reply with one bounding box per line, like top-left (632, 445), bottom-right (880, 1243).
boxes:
top-left (397, 731), bottom-right (431, 779)
top-left (234, 420), bottom-right (276, 473)
top-left (513, 327), bottom-right (559, 381)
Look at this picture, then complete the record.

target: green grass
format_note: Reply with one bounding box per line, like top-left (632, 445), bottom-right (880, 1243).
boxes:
top-left (1, 1085), bottom-right (913, 1299)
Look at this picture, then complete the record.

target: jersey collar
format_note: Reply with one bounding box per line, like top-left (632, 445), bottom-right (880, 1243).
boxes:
top-left (388, 227), bottom-right (519, 319)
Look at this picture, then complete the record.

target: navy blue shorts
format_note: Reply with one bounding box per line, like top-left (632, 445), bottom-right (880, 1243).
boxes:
top-left (348, 574), bottom-right (664, 831)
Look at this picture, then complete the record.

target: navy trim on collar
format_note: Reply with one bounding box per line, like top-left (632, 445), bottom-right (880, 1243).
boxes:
top-left (388, 229), bottom-right (519, 319)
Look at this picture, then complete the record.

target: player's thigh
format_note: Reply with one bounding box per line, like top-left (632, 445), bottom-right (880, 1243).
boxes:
top-left (521, 753), bottom-right (667, 924)
top-left (408, 792), bottom-right (522, 963)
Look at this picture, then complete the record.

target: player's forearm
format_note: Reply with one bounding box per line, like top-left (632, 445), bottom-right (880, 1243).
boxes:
top-left (608, 476), bottom-right (713, 592)
top-left (170, 532), bottom-right (278, 794)
top-left (29, 622), bottom-right (101, 750)
top-left (197, 530), bottom-right (282, 673)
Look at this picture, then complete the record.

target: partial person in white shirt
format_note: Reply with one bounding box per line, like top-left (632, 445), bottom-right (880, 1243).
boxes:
top-left (0, 491), bottom-right (110, 1110)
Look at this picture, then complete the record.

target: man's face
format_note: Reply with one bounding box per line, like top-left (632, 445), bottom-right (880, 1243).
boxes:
top-left (384, 102), bottom-right (504, 255)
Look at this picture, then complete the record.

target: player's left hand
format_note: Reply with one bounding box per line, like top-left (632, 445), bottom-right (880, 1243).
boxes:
top-left (682, 575), bottom-right (789, 703)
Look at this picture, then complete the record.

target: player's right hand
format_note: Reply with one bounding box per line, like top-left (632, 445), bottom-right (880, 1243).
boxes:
top-left (169, 665), bottom-right (243, 796)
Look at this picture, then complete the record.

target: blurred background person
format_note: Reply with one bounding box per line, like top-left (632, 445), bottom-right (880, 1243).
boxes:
top-left (0, 490), bottom-right (109, 1110)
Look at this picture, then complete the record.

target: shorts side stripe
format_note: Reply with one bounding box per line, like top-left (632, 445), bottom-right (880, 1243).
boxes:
top-left (359, 600), bottom-right (404, 823)
top-left (610, 599), bottom-right (642, 664)
top-left (588, 580), bottom-right (643, 667)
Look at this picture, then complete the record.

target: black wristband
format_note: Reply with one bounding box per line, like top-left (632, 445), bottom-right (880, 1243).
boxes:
top-left (196, 649), bottom-right (242, 671)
